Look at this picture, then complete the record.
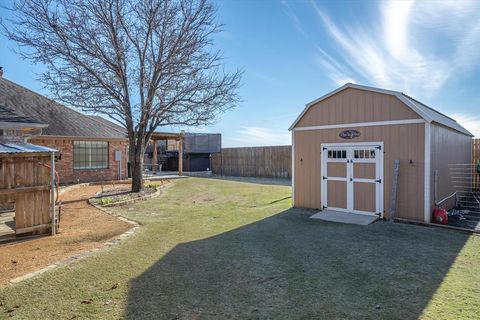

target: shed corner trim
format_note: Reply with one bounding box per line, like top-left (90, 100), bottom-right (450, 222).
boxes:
top-left (424, 122), bottom-right (432, 223)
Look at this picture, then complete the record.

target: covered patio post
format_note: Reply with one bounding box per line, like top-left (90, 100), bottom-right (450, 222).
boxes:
top-left (152, 140), bottom-right (158, 173)
top-left (178, 137), bottom-right (183, 176)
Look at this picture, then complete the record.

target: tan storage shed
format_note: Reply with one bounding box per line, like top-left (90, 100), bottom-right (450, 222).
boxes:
top-left (290, 83), bottom-right (473, 222)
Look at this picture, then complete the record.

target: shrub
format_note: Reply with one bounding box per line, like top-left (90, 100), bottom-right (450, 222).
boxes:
top-left (146, 182), bottom-right (161, 189)
top-left (100, 197), bottom-right (114, 205)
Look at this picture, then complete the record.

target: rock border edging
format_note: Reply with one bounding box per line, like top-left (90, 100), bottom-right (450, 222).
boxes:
top-left (89, 184), bottom-right (164, 208)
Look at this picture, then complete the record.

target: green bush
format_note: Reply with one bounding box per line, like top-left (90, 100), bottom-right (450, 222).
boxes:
top-left (99, 197), bottom-right (114, 205)
top-left (146, 182), bottom-right (161, 189)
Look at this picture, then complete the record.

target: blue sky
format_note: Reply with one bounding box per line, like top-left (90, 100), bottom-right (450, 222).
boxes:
top-left (1, 0), bottom-right (480, 145)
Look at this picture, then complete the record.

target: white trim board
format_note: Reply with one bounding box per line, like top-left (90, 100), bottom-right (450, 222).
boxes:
top-left (291, 130), bottom-right (295, 207)
top-left (293, 119), bottom-right (425, 131)
top-left (0, 122), bottom-right (48, 129)
top-left (424, 123), bottom-right (431, 223)
top-left (321, 141), bottom-right (385, 147)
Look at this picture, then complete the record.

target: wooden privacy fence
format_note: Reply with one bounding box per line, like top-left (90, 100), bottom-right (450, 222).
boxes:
top-left (474, 138), bottom-right (480, 189)
top-left (211, 145), bottom-right (292, 178)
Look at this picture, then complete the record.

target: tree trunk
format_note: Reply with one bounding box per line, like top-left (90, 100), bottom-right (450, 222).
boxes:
top-left (130, 138), bottom-right (145, 192)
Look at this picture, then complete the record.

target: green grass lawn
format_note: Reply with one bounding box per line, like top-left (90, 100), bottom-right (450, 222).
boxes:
top-left (1, 177), bottom-right (479, 319)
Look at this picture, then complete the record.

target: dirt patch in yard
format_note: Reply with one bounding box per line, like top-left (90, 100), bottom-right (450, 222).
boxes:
top-left (0, 185), bottom-right (132, 287)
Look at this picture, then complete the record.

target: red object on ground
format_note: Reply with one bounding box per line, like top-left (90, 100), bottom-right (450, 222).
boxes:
top-left (433, 208), bottom-right (448, 225)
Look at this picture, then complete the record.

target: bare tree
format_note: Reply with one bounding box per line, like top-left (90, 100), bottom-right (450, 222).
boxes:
top-left (3, 0), bottom-right (242, 191)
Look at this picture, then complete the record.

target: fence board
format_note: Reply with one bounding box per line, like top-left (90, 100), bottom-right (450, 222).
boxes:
top-left (211, 145), bottom-right (292, 178)
top-left (474, 138), bottom-right (480, 189)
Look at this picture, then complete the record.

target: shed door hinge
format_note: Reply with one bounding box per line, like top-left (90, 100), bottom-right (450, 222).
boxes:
top-left (376, 179), bottom-right (382, 183)
top-left (323, 176), bottom-right (327, 180)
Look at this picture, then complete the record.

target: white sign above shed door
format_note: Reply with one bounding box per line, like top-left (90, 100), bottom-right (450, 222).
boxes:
top-left (321, 143), bottom-right (383, 217)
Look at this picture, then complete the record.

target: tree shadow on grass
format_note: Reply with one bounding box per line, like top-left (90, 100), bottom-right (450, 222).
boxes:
top-left (124, 208), bottom-right (470, 319)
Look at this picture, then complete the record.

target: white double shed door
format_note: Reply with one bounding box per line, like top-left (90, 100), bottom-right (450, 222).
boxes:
top-left (321, 142), bottom-right (384, 217)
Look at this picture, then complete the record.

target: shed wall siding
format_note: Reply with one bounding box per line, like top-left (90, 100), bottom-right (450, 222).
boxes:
top-left (296, 88), bottom-right (421, 128)
top-left (430, 123), bottom-right (472, 210)
top-left (293, 123), bottom-right (425, 221)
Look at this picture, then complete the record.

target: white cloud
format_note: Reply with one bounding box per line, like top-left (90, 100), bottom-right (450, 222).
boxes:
top-left (249, 71), bottom-right (282, 86)
top-left (281, 0), bottom-right (309, 39)
top-left (382, 1), bottom-right (413, 60)
top-left (448, 113), bottom-right (480, 138)
top-left (285, 0), bottom-right (480, 96)
top-left (224, 126), bottom-right (290, 147)
top-left (314, 47), bottom-right (357, 86)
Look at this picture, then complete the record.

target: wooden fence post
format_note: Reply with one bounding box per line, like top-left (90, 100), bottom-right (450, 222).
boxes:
top-left (473, 138), bottom-right (479, 190)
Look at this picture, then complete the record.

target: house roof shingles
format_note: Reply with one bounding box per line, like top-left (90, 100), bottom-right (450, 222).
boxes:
top-left (0, 104), bottom-right (47, 127)
top-left (0, 78), bottom-right (127, 139)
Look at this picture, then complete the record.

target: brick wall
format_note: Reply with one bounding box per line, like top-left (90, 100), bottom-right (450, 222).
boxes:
top-left (30, 137), bottom-right (129, 184)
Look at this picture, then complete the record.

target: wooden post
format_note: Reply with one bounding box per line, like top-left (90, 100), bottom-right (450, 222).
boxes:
top-left (221, 149), bottom-right (224, 176)
top-left (152, 140), bottom-right (158, 173)
top-left (50, 151), bottom-right (56, 235)
top-left (389, 160), bottom-right (400, 221)
top-left (178, 137), bottom-right (184, 176)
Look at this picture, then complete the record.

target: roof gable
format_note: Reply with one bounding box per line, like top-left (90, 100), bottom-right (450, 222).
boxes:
top-left (290, 83), bottom-right (473, 136)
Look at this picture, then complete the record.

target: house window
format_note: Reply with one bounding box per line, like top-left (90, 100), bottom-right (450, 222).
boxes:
top-left (73, 141), bottom-right (109, 169)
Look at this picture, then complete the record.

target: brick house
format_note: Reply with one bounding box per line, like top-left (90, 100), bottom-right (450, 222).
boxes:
top-left (0, 77), bottom-right (129, 184)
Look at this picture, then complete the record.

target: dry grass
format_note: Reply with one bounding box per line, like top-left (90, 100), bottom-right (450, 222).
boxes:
top-left (0, 178), bottom-right (479, 319)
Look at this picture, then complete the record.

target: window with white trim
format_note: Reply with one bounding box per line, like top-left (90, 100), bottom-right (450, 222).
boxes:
top-left (73, 141), bottom-right (109, 169)
top-left (354, 149), bottom-right (376, 159)
top-left (328, 150), bottom-right (347, 159)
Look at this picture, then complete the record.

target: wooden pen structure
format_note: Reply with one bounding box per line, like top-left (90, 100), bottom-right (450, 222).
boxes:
top-left (0, 143), bottom-right (58, 237)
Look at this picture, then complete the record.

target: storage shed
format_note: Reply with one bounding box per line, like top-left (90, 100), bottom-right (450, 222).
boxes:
top-left (290, 83), bottom-right (473, 222)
